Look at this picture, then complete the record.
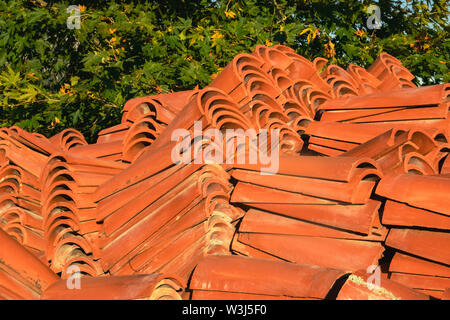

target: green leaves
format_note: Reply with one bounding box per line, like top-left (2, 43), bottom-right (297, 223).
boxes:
top-left (0, 0), bottom-right (448, 142)
top-left (0, 66), bottom-right (21, 87)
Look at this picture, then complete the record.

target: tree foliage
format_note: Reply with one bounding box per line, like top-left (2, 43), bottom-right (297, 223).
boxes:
top-left (0, 0), bottom-right (448, 141)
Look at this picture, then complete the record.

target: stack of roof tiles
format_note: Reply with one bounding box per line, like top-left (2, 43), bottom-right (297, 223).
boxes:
top-left (0, 44), bottom-right (449, 300)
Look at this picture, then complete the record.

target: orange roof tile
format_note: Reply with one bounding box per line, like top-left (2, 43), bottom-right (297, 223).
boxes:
top-left (0, 44), bottom-right (449, 300)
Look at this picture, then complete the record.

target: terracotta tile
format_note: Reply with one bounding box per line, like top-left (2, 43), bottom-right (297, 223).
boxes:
top-left (442, 288), bottom-right (450, 300)
top-left (234, 153), bottom-right (381, 182)
top-left (336, 270), bottom-right (429, 300)
top-left (1, 45), bottom-right (449, 300)
top-left (49, 128), bottom-right (87, 152)
top-left (390, 272), bottom-right (450, 293)
top-left (96, 123), bottom-right (130, 144)
top-left (239, 208), bottom-right (385, 240)
top-left (376, 174), bottom-right (450, 215)
top-left (70, 140), bottom-right (123, 159)
top-left (189, 255), bottom-right (347, 299)
top-left (231, 169), bottom-right (378, 204)
top-left (319, 84), bottom-right (447, 111)
top-left (389, 252), bottom-right (450, 278)
top-left (191, 290), bottom-right (314, 300)
top-left (0, 228), bottom-right (59, 297)
top-left (231, 181), bottom-right (339, 205)
top-left (382, 200), bottom-right (450, 230)
top-left (121, 96), bottom-right (176, 125)
top-left (386, 228), bottom-right (450, 265)
top-left (7, 126), bottom-right (60, 156)
top-left (109, 196), bottom-right (205, 275)
top-left (41, 273), bottom-right (185, 300)
top-left (237, 232), bottom-right (384, 271)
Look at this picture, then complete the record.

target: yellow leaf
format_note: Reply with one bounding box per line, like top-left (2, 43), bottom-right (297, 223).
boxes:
top-left (299, 28), bottom-right (312, 36)
top-left (312, 28), bottom-right (319, 40)
top-left (55, 117), bottom-right (60, 124)
top-left (211, 31), bottom-right (223, 40)
top-left (354, 29), bottom-right (366, 38)
top-left (324, 41), bottom-right (335, 58)
top-left (179, 32), bottom-right (186, 40)
top-left (224, 10), bottom-right (236, 19)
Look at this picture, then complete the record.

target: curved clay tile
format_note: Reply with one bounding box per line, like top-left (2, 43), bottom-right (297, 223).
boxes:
top-left (232, 167), bottom-right (378, 204)
top-left (390, 252), bottom-right (450, 278)
top-left (0, 228), bottom-right (59, 298)
top-left (441, 154), bottom-right (450, 174)
top-left (313, 57), bottom-right (328, 72)
top-left (443, 289), bottom-right (450, 300)
top-left (260, 122), bottom-right (303, 153)
top-left (7, 126), bottom-right (60, 156)
top-left (96, 123), bottom-right (130, 144)
top-left (0, 207), bottom-right (44, 253)
top-left (285, 80), bottom-right (331, 118)
top-left (290, 115), bottom-right (313, 137)
top-left (232, 153), bottom-right (381, 183)
top-left (121, 96), bottom-right (176, 125)
top-left (249, 101), bottom-right (289, 129)
top-left (197, 165), bottom-right (240, 255)
top-left (136, 222), bottom-right (207, 277)
top-left (318, 84), bottom-right (449, 124)
top-left (368, 52), bottom-right (416, 91)
top-left (49, 128), bottom-right (87, 152)
top-left (209, 53), bottom-right (265, 104)
top-left (341, 129), bottom-right (440, 175)
top-left (270, 67), bottom-right (294, 94)
top-left (252, 45), bottom-right (294, 73)
top-left (150, 89), bottom-right (199, 114)
top-left (375, 173), bottom-right (450, 216)
top-left (70, 140), bottom-right (124, 160)
top-left (41, 273), bottom-right (184, 300)
top-left (346, 64), bottom-right (381, 94)
top-left (389, 273), bottom-right (450, 299)
top-left (121, 113), bottom-right (166, 163)
top-left (237, 231), bottom-right (384, 272)
top-left (0, 140), bottom-right (48, 179)
top-left (189, 255), bottom-right (348, 299)
top-left (231, 181), bottom-right (338, 205)
top-left (39, 154), bottom-right (112, 276)
top-left (336, 270), bottom-right (429, 300)
top-left (385, 228), bottom-right (450, 265)
top-left (235, 197), bottom-right (380, 236)
top-left (273, 44), bottom-right (296, 54)
top-left (322, 65), bottom-right (360, 99)
top-left (383, 200), bottom-right (450, 230)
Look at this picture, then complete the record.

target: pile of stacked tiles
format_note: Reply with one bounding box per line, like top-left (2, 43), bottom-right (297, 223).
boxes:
top-left (1, 44), bottom-right (449, 300)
